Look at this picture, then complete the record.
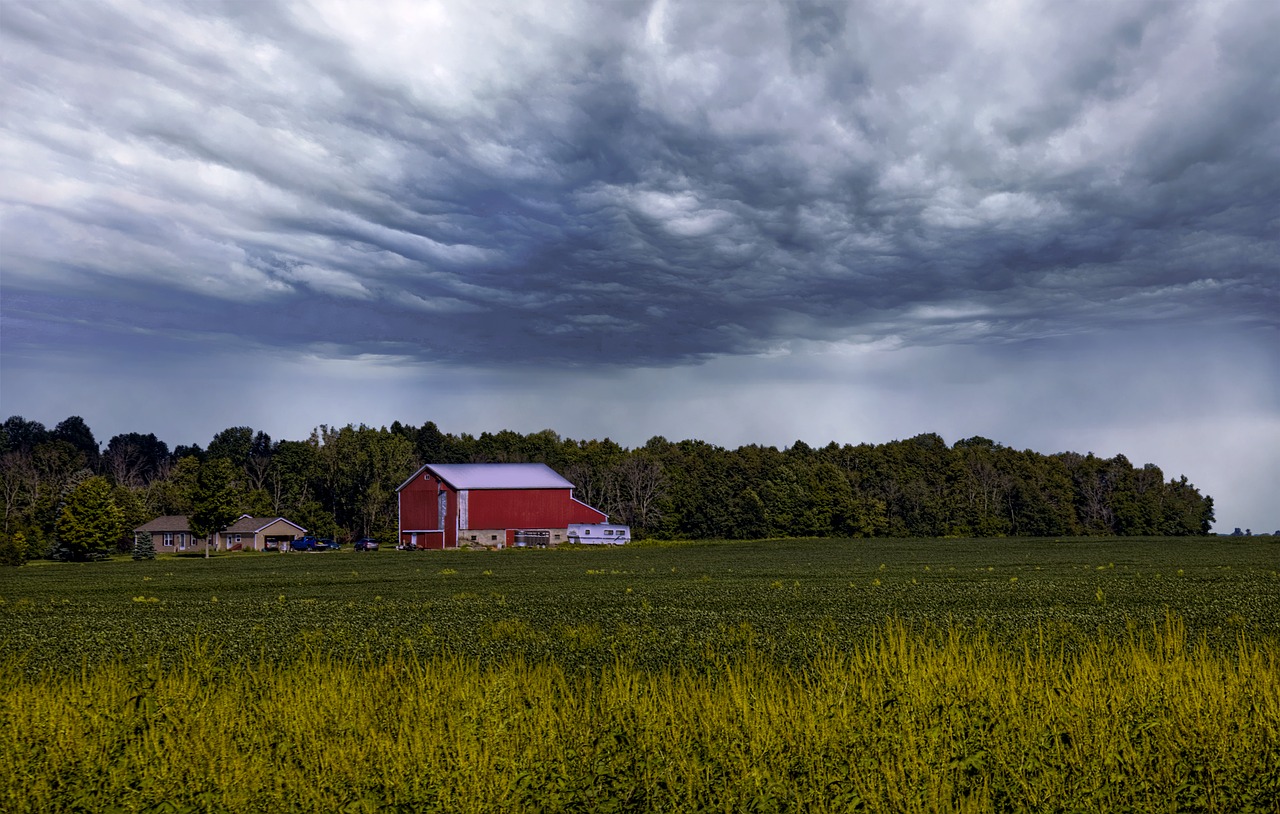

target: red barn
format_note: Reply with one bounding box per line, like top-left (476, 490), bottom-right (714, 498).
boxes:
top-left (397, 463), bottom-right (608, 549)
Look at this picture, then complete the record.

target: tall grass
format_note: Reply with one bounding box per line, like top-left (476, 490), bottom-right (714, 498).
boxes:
top-left (3, 616), bottom-right (1277, 813)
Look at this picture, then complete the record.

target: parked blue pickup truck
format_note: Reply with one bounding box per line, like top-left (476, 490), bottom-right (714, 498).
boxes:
top-left (290, 536), bottom-right (340, 552)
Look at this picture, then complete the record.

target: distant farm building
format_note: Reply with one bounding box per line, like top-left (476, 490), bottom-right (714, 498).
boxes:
top-left (396, 463), bottom-right (621, 549)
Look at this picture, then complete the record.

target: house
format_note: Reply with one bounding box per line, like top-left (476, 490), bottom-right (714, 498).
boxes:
top-left (132, 514), bottom-right (306, 553)
top-left (567, 523), bottom-right (632, 545)
top-left (397, 463), bottom-right (609, 549)
top-left (133, 516), bottom-right (209, 553)
top-left (217, 515), bottom-right (308, 551)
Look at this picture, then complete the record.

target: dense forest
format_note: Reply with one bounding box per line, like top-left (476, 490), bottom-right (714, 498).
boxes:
top-left (0, 414), bottom-right (1214, 562)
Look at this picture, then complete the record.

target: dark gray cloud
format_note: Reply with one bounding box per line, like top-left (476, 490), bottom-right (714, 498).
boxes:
top-left (4, 0), bottom-right (1276, 367)
top-left (2, 1), bottom-right (1279, 531)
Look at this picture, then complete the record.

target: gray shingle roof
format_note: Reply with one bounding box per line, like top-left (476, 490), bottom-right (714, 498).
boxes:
top-left (133, 515), bottom-right (304, 534)
top-left (406, 463), bottom-right (575, 491)
top-left (133, 515), bottom-right (192, 533)
top-left (224, 515), bottom-right (306, 533)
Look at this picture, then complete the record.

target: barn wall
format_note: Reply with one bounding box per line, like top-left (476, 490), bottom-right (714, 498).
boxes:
top-left (458, 528), bottom-right (506, 547)
top-left (399, 471), bottom-right (441, 531)
top-left (401, 530), bottom-right (444, 549)
top-left (466, 489), bottom-right (606, 529)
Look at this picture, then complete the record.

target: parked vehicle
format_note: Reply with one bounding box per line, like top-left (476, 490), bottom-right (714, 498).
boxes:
top-left (354, 537), bottom-right (380, 551)
top-left (290, 536), bottom-right (340, 552)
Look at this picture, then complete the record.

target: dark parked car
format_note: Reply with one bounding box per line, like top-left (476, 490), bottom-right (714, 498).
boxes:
top-left (290, 536), bottom-right (340, 552)
top-left (354, 537), bottom-right (380, 551)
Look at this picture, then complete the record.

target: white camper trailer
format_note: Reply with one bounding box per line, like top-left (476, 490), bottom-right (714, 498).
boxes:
top-left (566, 523), bottom-right (631, 545)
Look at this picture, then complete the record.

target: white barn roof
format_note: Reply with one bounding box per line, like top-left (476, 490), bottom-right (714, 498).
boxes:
top-left (401, 463), bottom-right (575, 491)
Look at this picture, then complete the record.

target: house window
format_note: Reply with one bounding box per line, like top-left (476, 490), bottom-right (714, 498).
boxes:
top-left (235, 534), bottom-right (242, 543)
top-left (163, 533), bottom-right (173, 546)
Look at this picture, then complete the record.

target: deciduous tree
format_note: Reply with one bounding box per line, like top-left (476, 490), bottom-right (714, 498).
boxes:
top-left (190, 459), bottom-right (240, 558)
top-left (54, 476), bottom-right (123, 561)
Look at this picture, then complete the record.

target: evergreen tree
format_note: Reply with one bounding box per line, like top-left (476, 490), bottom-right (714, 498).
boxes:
top-left (132, 530), bottom-right (156, 560)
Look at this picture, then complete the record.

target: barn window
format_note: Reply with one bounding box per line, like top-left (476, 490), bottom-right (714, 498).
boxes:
top-left (490, 535), bottom-right (497, 541)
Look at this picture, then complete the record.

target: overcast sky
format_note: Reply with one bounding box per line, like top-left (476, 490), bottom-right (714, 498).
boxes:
top-left (2, 0), bottom-right (1277, 531)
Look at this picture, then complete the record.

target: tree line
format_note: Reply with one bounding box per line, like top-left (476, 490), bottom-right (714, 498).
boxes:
top-left (0, 415), bottom-right (1215, 562)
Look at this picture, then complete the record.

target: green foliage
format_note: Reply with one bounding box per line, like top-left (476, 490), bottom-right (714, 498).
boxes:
top-left (1, 416), bottom-right (49, 453)
top-left (51, 416), bottom-right (99, 469)
top-left (131, 530), bottom-right (156, 561)
top-left (102, 431), bottom-right (170, 487)
top-left (142, 455), bottom-right (200, 516)
top-left (189, 458), bottom-right (240, 548)
top-left (28, 441), bottom-right (90, 543)
top-left (0, 538), bottom-right (1278, 812)
top-left (0, 415), bottom-right (1224, 551)
top-left (12, 638), bottom-right (1280, 813)
top-left (2, 536), bottom-right (1276, 669)
top-left (110, 483), bottom-right (148, 553)
top-left (53, 475), bottom-right (123, 561)
top-left (310, 424), bottom-right (416, 538)
top-left (207, 425), bottom-right (255, 468)
top-left (0, 531), bottom-right (28, 566)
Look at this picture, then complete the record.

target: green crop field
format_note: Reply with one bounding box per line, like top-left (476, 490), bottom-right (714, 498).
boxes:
top-left (3, 537), bottom-right (1279, 812)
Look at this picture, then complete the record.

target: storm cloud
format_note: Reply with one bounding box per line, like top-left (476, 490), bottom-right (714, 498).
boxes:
top-left (2, 0), bottom-right (1278, 529)
top-left (5, 0), bottom-right (1276, 363)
